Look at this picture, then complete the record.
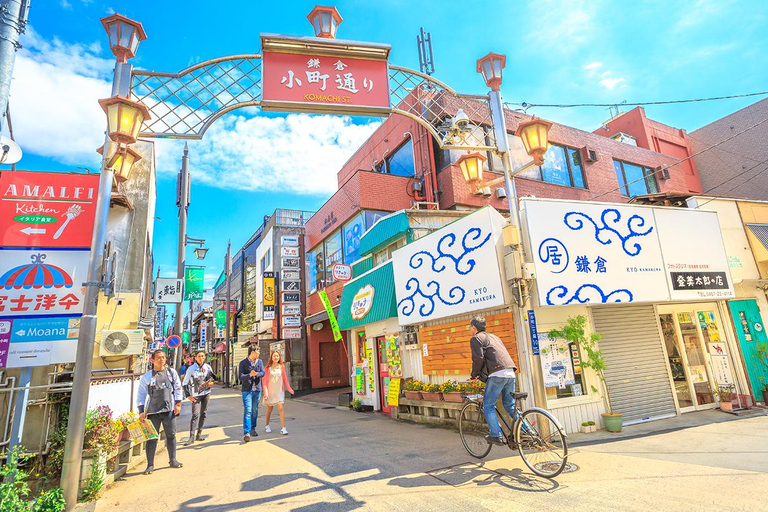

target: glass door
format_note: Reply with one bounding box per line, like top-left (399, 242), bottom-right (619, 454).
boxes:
top-left (659, 313), bottom-right (694, 410)
top-left (679, 312), bottom-right (716, 409)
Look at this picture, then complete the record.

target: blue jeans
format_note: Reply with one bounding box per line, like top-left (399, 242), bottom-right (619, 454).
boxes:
top-left (483, 376), bottom-right (516, 439)
top-left (242, 390), bottom-right (261, 435)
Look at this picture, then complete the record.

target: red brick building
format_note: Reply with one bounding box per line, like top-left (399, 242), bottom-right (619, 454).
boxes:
top-left (303, 103), bottom-right (702, 389)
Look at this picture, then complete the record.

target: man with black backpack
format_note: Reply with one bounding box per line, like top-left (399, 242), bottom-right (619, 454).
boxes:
top-left (469, 316), bottom-right (518, 445)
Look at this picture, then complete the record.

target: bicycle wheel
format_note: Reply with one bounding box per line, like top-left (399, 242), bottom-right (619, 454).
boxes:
top-left (459, 401), bottom-right (492, 459)
top-left (516, 409), bottom-right (568, 478)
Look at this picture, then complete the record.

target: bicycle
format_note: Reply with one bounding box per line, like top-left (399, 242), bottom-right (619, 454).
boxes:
top-left (458, 390), bottom-right (568, 478)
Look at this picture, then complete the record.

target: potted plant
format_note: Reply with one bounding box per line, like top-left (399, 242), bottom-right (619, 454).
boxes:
top-left (717, 385), bottom-right (737, 412)
top-left (351, 398), bottom-right (363, 412)
top-left (587, 420), bottom-right (596, 433)
top-left (580, 421), bottom-right (591, 434)
top-left (549, 315), bottom-right (622, 432)
top-left (421, 383), bottom-right (443, 401)
top-left (439, 380), bottom-right (463, 402)
top-left (404, 380), bottom-right (424, 400)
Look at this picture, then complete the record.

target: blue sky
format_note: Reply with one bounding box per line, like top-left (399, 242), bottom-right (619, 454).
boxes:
top-left (3, 0), bottom-right (767, 298)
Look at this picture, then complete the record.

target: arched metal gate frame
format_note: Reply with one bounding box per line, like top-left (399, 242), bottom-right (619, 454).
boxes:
top-left (130, 55), bottom-right (499, 152)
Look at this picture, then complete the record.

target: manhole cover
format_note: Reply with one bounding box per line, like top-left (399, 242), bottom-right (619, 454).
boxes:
top-left (532, 461), bottom-right (579, 474)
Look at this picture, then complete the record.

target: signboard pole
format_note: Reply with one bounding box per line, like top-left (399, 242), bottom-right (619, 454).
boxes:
top-left (225, 240), bottom-right (232, 387)
top-left (173, 144), bottom-right (190, 372)
top-left (60, 59), bottom-right (129, 509)
top-left (8, 367), bottom-right (32, 453)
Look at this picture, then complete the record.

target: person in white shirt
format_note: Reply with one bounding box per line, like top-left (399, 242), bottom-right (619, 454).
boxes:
top-left (182, 350), bottom-right (218, 445)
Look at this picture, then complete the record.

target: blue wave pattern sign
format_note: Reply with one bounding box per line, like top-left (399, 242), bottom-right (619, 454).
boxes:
top-left (393, 208), bottom-right (507, 325)
top-left (524, 199), bottom-right (734, 307)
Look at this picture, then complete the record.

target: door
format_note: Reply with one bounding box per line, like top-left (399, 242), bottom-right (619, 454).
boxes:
top-left (376, 336), bottom-right (391, 415)
top-left (728, 299), bottom-right (768, 399)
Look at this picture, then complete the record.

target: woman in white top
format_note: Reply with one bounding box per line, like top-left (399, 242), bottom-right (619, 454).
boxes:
top-left (263, 350), bottom-right (295, 435)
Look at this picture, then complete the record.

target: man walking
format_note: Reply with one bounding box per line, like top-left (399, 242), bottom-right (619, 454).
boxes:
top-left (469, 316), bottom-right (518, 445)
top-left (239, 345), bottom-right (264, 443)
top-left (137, 350), bottom-right (184, 474)
top-left (182, 350), bottom-right (218, 446)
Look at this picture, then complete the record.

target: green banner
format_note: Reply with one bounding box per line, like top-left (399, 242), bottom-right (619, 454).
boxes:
top-left (182, 331), bottom-right (190, 343)
top-left (215, 309), bottom-right (226, 329)
top-left (319, 290), bottom-right (342, 342)
top-left (184, 266), bottom-right (205, 300)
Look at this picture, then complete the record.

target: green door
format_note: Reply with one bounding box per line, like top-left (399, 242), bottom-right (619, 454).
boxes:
top-left (727, 300), bottom-right (768, 399)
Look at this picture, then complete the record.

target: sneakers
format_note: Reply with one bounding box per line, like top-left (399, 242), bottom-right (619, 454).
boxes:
top-left (281, 427), bottom-right (288, 435)
top-left (243, 434), bottom-right (250, 443)
top-left (184, 436), bottom-right (194, 446)
top-left (484, 435), bottom-right (505, 446)
top-left (265, 425), bottom-right (272, 433)
top-left (250, 430), bottom-right (259, 437)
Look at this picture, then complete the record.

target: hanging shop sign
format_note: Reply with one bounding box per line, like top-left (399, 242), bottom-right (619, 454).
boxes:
top-left (263, 271), bottom-right (275, 319)
top-left (0, 249), bottom-right (89, 317)
top-left (200, 320), bottom-right (207, 348)
top-left (0, 170), bottom-right (100, 249)
top-left (0, 316), bottom-right (80, 368)
top-left (332, 263), bottom-right (352, 282)
top-left (350, 284), bottom-right (374, 320)
top-left (282, 316), bottom-right (302, 327)
top-left (392, 207), bottom-right (508, 325)
top-left (184, 267), bottom-right (205, 300)
top-left (282, 328), bottom-right (302, 339)
top-left (523, 199), bottom-right (735, 307)
top-left (281, 246), bottom-right (299, 258)
top-left (282, 303), bottom-right (300, 316)
top-left (283, 258), bottom-right (300, 268)
top-left (318, 290), bottom-right (342, 342)
top-left (215, 309), bottom-right (226, 329)
top-left (261, 34), bottom-right (391, 116)
top-left (154, 278), bottom-right (183, 304)
top-left (282, 269), bottom-right (300, 281)
top-left (281, 235), bottom-right (299, 247)
top-left (154, 305), bottom-right (166, 342)
top-left (282, 292), bottom-right (301, 304)
top-left (282, 280), bottom-right (301, 291)
top-left (220, 300), bottom-right (237, 313)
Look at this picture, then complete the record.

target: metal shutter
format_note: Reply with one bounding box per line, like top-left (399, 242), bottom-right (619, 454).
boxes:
top-left (592, 305), bottom-right (676, 425)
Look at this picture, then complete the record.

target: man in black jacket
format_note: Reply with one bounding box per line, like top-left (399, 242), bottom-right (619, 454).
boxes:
top-left (239, 345), bottom-right (265, 443)
top-left (469, 316), bottom-right (518, 445)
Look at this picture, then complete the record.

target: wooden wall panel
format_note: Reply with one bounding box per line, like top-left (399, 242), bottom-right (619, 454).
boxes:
top-left (419, 312), bottom-right (518, 376)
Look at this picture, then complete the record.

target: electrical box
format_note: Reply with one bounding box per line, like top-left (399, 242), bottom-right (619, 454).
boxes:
top-left (503, 251), bottom-right (523, 281)
top-left (502, 224), bottom-right (520, 246)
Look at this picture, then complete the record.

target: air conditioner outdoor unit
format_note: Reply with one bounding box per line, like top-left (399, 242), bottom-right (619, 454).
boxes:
top-left (100, 329), bottom-right (145, 356)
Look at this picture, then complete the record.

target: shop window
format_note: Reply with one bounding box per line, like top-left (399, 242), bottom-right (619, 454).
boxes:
top-left (364, 211), bottom-right (387, 230)
top-left (613, 159), bottom-right (659, 197)
top-left (517, 144), bottom-right (587, 189)
top-left (375, 139), bottom-right (415, 177)
top-left (307, 247), bottom-right (325, 295)
top-left (342, 213), bottom-right (365, 265)
top-left (541, 333), bottom-right (587, 400)
top-left (373, 237), bottom-right (406, 266)
top-left (260, 249), bottom-right (271, 273)
top-left (324, 230), bottom-right (343, 285)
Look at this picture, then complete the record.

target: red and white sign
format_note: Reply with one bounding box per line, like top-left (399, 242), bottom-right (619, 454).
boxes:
top-left (282, 328), bottom-right (302, 339)
top-left (262, 51), bottom-right (390, 115)
top-left (0, 171), bottom-right (99, 248)
top-left (332, 263), bottom-right (352, 282)
top-left (0, 249), bottom-right (88, 317)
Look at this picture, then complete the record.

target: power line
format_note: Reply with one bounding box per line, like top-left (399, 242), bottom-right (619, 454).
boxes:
top-left (693, 158), bottom-right (768, 210)
top-left (506, 90), bottom-right (768, 110)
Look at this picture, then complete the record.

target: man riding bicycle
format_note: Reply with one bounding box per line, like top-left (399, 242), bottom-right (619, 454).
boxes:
top-left (469, 316), bottom-right (518, 445)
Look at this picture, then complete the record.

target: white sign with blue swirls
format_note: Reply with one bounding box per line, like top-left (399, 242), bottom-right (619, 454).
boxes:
top-left (523, 199), bottom-right (733, 307)
top-left (392, 207), bottom-right (507, 325)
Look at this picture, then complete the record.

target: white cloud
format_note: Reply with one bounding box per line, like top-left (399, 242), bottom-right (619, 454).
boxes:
top-left (60, 0), bottom-right (72, 9)
top-left (598, 72), bottom-right (626, 90)
top-left (583, 62), bottom-right (602, 70)
top-left (9, 27), bottom-right (112, 165)
top-left (9, 29), bottom-right (380, 196)
top-left (153, 113), bottom-right (380, 196)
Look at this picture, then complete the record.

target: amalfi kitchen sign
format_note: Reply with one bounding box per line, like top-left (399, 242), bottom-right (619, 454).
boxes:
top-left (260, 34), bottom-right (391, 116)
top-left (523, 198), bottom-right (735, 307)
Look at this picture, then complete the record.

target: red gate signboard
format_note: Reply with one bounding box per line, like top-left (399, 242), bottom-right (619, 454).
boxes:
top-left (261, 34), bottom-right (391, 116)
top-left (0, 170), bottom-right (100, 249)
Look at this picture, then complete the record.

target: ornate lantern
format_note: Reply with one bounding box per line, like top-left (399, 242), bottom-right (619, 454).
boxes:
top-left (516, 119), bottom-right (553, 166)
top-left (307, 5), bottom-right (342, 39)
top-left (98, 95), bottom-right (151, 145)
top-left (456, 153), bottom-right (487, 185)
top-left (476, 52), bottom-right (506, 91)
top-left (101, 13), bottom-right (147, 63)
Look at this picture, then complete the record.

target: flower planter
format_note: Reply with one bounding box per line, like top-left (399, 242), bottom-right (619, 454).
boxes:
top-left (442, 392), bottom-right (465, 403)
top-left (79, 449), bottom-right (107, 495)
top-left (404, 390), bottom-right (423, 400)
top-left (601, 412), bottom-right (623, 432)
top-left (719, 400), bottom-right (735, 412)
top-left (736, 394), bottom-right (754, 409)
top-left (580, 425), bottom-right (591, 434)
top-left (421, 391), bottom-right (443, 401)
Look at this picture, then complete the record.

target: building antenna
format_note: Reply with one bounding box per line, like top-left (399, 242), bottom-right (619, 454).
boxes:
top-left (417, 27), bottom-right (435, 76)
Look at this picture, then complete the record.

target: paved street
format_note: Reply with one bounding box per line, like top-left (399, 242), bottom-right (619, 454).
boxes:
top-left (86, 388), bottom-right (768, 511)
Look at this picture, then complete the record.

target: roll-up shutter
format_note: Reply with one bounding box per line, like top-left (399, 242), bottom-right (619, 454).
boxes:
top-left (591, 305), bottom-right (676, 425)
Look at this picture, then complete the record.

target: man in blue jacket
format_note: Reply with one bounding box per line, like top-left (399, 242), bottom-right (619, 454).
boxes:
top-left (137, 349), bottom-right (184, 474)
top-left (239, 345), bottom-right (264, 442)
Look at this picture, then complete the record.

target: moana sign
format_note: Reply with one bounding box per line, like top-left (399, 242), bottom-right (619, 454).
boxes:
top-left (261, 34), bottom-right (391, 116)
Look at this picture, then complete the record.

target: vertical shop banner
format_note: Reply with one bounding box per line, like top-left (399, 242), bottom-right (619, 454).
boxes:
top-left (318, 290), bottom-right (342, 342)
top-left (263, 271), bottom-right (275, 320)
top-left (215, 309), bottom-right (226, 329)
top-left (527, 310), bottom-right (540, 356)
top-left (184, 267), bottom-right (205, 300)
top-left (0, 170), bottom-right (100, 248)
top-left (154, 305), bottom-right (166, 342)
top-left (200, 320), bottom-right (207, 350)
top-left (387, 377), bottom-right (401, 407)
top-left (354, 367), bottom-right (364, 394)
top-left (524, 199), bottom-right (735, 307)
top-left (366, 348), bottom-right (375, 392)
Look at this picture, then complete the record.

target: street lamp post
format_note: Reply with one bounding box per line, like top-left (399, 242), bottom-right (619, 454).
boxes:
top-left (173, 144), bottom-right (190, 372)
top-left (471, 52), bottom-right (552, 412)
top-left (60, 14), bottom-right (147, 510)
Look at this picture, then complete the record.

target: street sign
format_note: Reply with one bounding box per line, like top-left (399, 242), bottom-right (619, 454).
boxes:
top-left (0, 249), bottom-right (89, 318)
top-left (184, 267), bottom-right (204, 300)
top-left (527, 310), bottom-right (540, 356)
top-left (154, 278), bottom-right (183, 303)
top-left (166, 334), bottom-right (181, 348)
top-left (0, 170), bottom-right (100, 248)
top-left (332, 263), bottom-right (352, 282)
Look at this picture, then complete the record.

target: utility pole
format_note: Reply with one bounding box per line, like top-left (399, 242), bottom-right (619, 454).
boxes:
top-left (225, 240), bottom-right (232, 386)
top-left (174, 143), bottom-right (190, 372)
top-left (0, 0), bottom-right (30, 132)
